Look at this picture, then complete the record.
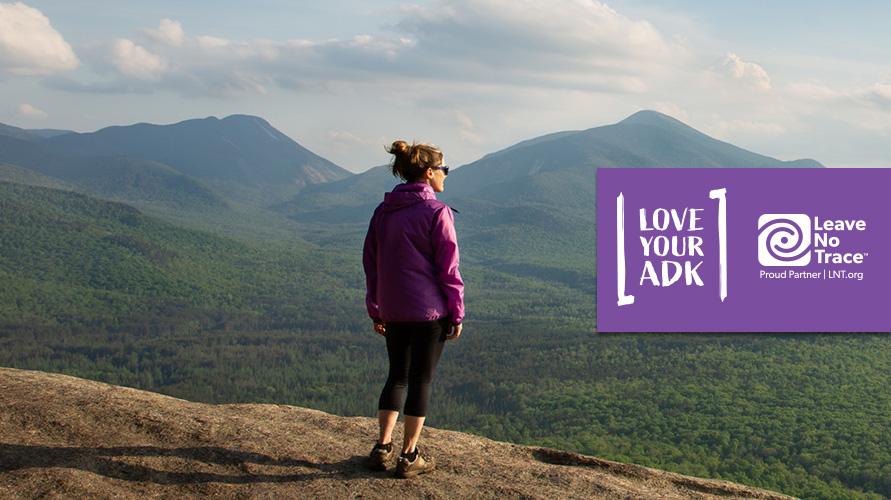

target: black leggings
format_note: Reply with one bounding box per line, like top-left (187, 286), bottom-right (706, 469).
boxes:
top-left (378, 318), bottom-right (448, 417)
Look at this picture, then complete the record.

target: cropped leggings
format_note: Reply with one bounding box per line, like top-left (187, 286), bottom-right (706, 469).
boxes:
top-left (378, 318), bottom-right (448, 417)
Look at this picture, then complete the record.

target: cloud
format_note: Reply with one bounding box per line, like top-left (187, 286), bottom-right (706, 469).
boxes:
top-left (196, 35), bottom-right (230, 49)
top-left (860, 83), bottom-right (891, 111)
top-left (17, 102), bottom-right (47, 119)
top-left (0, 1), bottom-right (78, 75)
top-left (145, 18), bottom-right (185, 47)
top-left (785, 82), bottom-right (843, 101)
top-left (43, 75), bottom-right (153, 94)
top-left (111, 38), bottom-right (167, 80)
top-left (52, 1), bottom-right (688, 98)
top-left (787, 80), bottom-right (891, 114)
top-left (391, 0), bottom-right (682, 92)
top-left (718, 52), bottom-right (771, 91)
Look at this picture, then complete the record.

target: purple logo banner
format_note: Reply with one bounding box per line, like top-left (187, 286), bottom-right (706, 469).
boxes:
top-left (596, 168), bottom-right (891, 332)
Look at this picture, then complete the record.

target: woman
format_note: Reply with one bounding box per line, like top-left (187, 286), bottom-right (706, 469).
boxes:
top-left (362, 140), bottom-right (465, 478)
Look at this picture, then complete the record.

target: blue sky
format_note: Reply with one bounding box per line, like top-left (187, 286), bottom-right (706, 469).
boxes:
top-left (2, 1), bottom-right (891, 171)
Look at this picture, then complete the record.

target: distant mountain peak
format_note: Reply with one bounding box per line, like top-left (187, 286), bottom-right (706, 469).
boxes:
top-left (220, 114), bottom-right (285, 141)
top-left (438, 109), bottom-right (824, 196)
top-left (618, 109), bottom-right (688, 128)
top-left (37, 114), bottom-right (351, 203)
top-left (222, 113), bottom-right (268, 123)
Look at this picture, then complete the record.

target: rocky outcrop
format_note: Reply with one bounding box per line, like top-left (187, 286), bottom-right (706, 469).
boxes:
top-left (0, 368), bottom-right (793, 499)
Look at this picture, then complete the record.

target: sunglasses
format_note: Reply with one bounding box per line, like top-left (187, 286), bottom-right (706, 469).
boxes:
top-left (430, 165), bottom-right (449, 176)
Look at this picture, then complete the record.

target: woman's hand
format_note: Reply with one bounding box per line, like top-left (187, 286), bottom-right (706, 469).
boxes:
top-left (373, 321), bottom-right (386, 336)
top-left (446, 323), bottom-right (463, 340)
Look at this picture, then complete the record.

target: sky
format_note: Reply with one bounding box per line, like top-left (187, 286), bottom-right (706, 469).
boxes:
top-left (2, 0), bottom-right (891, 172)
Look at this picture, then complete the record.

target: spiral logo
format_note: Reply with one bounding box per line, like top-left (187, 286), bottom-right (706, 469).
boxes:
top-left (758, 214), bottom-right (812, 266)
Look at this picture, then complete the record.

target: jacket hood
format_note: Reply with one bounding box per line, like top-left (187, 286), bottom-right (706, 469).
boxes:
top-left (382, 182), bottom-right (437, 212)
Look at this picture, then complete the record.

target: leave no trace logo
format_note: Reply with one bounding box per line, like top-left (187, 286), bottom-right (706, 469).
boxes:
top-left (757, 213), bottom-right (868, 267)
top-left (757, 214), bottom-right (811, 267)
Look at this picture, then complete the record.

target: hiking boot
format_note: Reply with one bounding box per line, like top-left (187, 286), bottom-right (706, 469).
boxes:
top-left (395, 446), bottom-right (435, 478)
top-left (366, 441), bottom-right (394, 470)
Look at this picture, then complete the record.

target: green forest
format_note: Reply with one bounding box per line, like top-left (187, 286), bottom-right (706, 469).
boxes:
top-left (2, 180), bottom-right (890, 499)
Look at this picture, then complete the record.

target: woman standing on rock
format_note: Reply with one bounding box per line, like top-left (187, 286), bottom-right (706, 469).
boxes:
top-left (362, 140), bottom-right (465, 478)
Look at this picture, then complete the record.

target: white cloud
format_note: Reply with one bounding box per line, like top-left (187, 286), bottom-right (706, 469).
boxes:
top-left (391, 0), bottom-right (684, 92)
top-left (786, 82), bottom-right (844, 101)
top-left (145, 18), bottom-right (230, 49)
top-left (145, 18), bottom-right (185, 47)
top-left (196, 35), bottom-right (230, 49)
top-left (52, 1), bottom-right (688, 98)
top-left (17, 102), bottom-right (47, 119)
top-left (111, 38), bottom-right (167, 80)
top-left (719, 52), bottom-right (771, 91)
top-left (787, 80), bottom-right (891, 113)
top-left (861, 83), bottom-right (891, 111)
top-left (350, 35), bottom-right (373, 46)
top-left (0, 1), bottom-right (78, 75)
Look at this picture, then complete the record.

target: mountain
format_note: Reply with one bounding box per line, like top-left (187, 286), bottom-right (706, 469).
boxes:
top-left (443, 110), bottom-right (822, 197)
top-left (0, 115), bottom-right (357, 241)
top-left (60, 156), bottom-right (227, 210)
top-left (0, 123), bottom-right (39, 142)
top-left (0, 180), bottom-right (247, 333)
top-left (274, 165), bottom-right (400, 223)
top-left (0, 181), bottom-right (361, 334)
top-left (0, 134), bottom-right (227, 211)
top-left (441, 110), bottom-right (822, 275)
top-left (42, 114), bottom-right (352, 205)
top-left (281, 110), bottom-right (824, 218)
top-left (0, 123), bottom-right (74, 141)
top-left (26, 128), bottom-right (74, 139)
top-left (0, 367), bottom-right (793, 499)
top-left (0, 162), bottom-right (76, 191)
top-left (0, 131), bottom-right (318, 244)
top-left (0, 135), bottom-right (63, 178)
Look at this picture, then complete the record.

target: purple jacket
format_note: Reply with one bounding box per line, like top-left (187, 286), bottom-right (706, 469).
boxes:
top-left (363, 182), bottom-right (465, 325)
